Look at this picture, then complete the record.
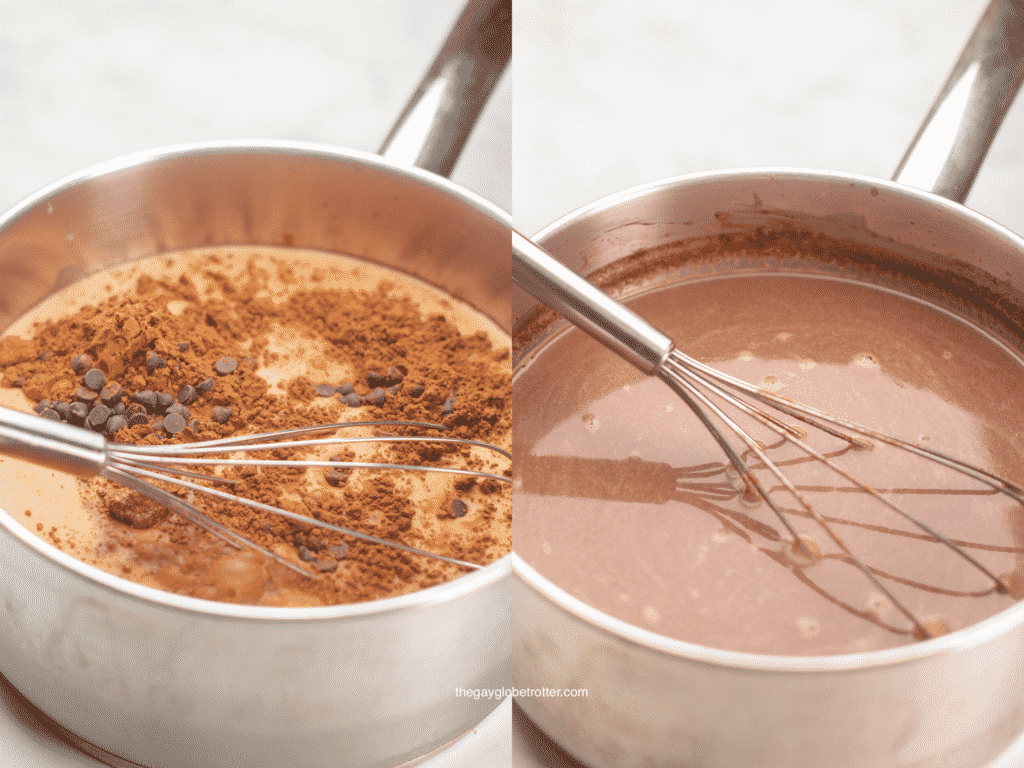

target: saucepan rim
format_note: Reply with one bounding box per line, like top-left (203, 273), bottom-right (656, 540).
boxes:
top-left (0, 138), bottom-right (512, 622)
top-left (515, 165), bottom-right (1024, 672)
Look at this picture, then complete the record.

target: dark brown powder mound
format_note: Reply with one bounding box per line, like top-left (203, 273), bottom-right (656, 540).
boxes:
top-left (0, 252), bottom-right (511, 606)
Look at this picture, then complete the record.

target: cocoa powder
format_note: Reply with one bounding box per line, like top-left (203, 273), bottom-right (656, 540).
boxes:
top-left (0, 249), bottom-right (512, 606)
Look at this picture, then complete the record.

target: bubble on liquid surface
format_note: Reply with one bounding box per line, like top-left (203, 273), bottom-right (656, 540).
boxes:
top-left (867, 594), bottom-right (888, 617)
top-left (798, 358), bottom-right (816, 371)
top-left (774, 332), bottom-right (793, 342)
top-left (759, 375), bottom-right (782, 393)
top-left (942, 349), bottom-right (953, 360)
top-left (920, 617), bottom-right (951, 639)
top-left (738, 350), bottom-right (755, 361)
top-left (787, 535), bottom-right (821, 567)
top-left (854, 353), bottom-right (879, 368)
top-left (797, 617), bottom-right (820, 638)
top-left (643, 605), bottom-right (661, 624)
top-left (199, 551), bottom-right (268, 604)
top-left (581, 413), bottom-right (600, 433)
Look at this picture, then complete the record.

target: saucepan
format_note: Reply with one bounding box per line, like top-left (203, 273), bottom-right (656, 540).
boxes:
top-left (513, 1), bottom-right (1024, 766)
top-left (0, 1), bottom-right (511, 767)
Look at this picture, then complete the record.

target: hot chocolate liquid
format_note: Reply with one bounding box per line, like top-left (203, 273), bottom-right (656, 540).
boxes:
top-left (0, 248), bottom-right (511, 607)
top-left (514, 273), bottom-right (1024, 655)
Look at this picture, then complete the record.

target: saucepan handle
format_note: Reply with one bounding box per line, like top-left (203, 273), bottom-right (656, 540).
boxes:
top-left (378, 0), bottom-right (511, 178)
top-left (893, 0), bottom-right (1024, 202)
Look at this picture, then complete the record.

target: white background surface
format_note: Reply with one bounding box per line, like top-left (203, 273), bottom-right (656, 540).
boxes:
top-left (512, 0), bottom-right (1023, 239)
top-left (0, 0), bottom-right (511, 215)
top-left (0, 1), bottom-right (509, 766)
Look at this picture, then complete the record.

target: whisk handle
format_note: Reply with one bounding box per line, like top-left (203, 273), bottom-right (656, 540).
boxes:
top-left (0, 405), bottom-right (107, 478)
top-left (512, 230), bottom-right (673, 373)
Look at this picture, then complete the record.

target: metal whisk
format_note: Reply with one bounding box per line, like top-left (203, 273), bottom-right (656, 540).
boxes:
top-left (512, 230), bottom-right (1024, 639)
top-left (0, 404), bottom-right (511, 578)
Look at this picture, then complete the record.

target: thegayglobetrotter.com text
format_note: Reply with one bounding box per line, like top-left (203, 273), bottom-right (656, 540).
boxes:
top-left (455, 687), bottom-right (589, 700)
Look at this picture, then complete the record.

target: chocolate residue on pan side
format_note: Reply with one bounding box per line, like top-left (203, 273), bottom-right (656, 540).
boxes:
top-left (513, 210), bottom-right (1024, 364)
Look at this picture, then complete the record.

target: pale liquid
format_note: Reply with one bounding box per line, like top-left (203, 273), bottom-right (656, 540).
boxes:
top-left (0, 247), bottom-right (511, 606)
top-left (514, 273), bottom-right (1024, 655)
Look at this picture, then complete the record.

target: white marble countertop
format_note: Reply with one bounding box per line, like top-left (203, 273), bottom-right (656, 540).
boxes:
top-left (512, 0), bottom-right (1023, 239)
top-left (0, 0), bottom-right (511, 217)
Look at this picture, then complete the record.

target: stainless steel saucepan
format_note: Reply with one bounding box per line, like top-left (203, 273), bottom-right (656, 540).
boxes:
top-left (0, 2), bottom-right (511, 767)
top-left (513, 1), bottom-right (1024, 766)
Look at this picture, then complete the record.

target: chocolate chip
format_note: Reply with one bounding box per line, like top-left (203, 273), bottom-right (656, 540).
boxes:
top-left (39, 408), bottom-right (61, 421)
top-left (312, 558), bottom-right (339, 573)
top-left (39, 351), bottom-right (53, 362)
top-left (387, 383), bottom-right (403, 395)
top-left (105, 415), bottom-right (128, 434)
top-left (315, 384), bottom-right (336, 397)
top-left (387, 366), bottom-right (403, 384)
top-left (177, 385), bottom-right (198, 406)
top-left (366, 370), bottom-right (387, 388)
top-left (156, 392), bottom-right (174, 412)
top-left (111, 402), bottom-right (126, 416)
top-left (325, 456), bottom-right (350, 487)
top-left (82, 368), bottom-right (106, 391)
top-left (71, 354), bottom-right (92, 375)
top-left (53, 401), bottom-right (71, 420)
top-left (409, 385), bottom-right (425, 398)
top-left (214, 357), bottom-right (237, 375)
top-left (100, 383), bottom-right (124, 403)
top-left (163, 413), bottom-right (186, 434)
top-left (76, 387), bottom-right (98, 403)
top-left (211, 406), bottom-right (232, 423)
top-left (133, 391), bottom-right (157, 411)
top-left (126, 403), bottom-right (147, 417)
top-left (178, 342), bottom-right (190, 351)
top-left (451, 499), bottom-right (469, 518)
top-left (32, 400), bottom-right (52, 414)
top-left (297, 545), bottom-right (316, 563)
top-left (337, 382), bottom-right (355, 395)
top-left (166, 402), bottom-right (190, 419)
top-left (196, 377), bottom-right (215, 394)
top-left (127, 413), bottom-right (150, 427)
top-left (146, 351), bottom-right (167, 371)
top-left (188, 419), bottom-right (200, 433)
top-left (12, 375), bottom-right (25, 388)
top-left (69, 402), bottom-right (88, 424)
top-left (442, 394), bottom-right (457, 415)
top-left (241, 356), bottom-right (257, 370)
top-left (151, 417), bottom-right (164, 432)
top-left (325, 470), bottom-right (348, 486)
top-left (87, 404), bottom-right (111, 431)
top-left (365, 387), bottom-right (387, 406)
top-left (327, 543), bottom-right (349, 560)
top-left (341, 393), bottom-right (361, 408)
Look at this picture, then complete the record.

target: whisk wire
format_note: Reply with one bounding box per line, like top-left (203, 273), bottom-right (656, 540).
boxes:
top-left (102, 465), bottom-right (315, 577)
top-left (660, 347), bottom-right (1017, 638)
top-left (121, 463), bottom-right (483, 570)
